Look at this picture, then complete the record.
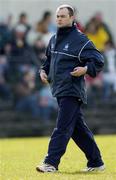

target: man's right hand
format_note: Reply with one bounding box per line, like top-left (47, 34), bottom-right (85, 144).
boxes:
top-left (40, 70), bottom-right (49, 84)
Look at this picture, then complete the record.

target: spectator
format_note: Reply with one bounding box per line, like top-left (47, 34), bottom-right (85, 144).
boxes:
top-left (33, 37), bottom-right (46, 65)
top-left (85, 17), bottom-right (110, 52)
top-left (39, 84), bottom-right (57, 123)
top-left (0, 55), bottom-right (12, 100)
top-left (94, 12), bottom-right (113, 43)
top-left (14, 70), bottom-right (40, 117)
top-left (0, 17), bottom-right (12, 54)
top-left (9, 24), bottom-right (38, 74)
top-left (17, 12), bottom-right (31, 35)
top-left (103, 40), bottom-right (116, 100)
top-left (42, 11), bottom-right (56, 33)
top-left (36, 11), bottom-right (54, 46)
top-left (6, 14), bottom-right (13, 31)
top-left (27, 11), bottom-right (54, 47)
top-left (85, 73), bottom-right (103, 106)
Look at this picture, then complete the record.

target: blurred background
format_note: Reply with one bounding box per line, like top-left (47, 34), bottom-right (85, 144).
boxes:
top-left (0, 0), bottom-right (116, 137)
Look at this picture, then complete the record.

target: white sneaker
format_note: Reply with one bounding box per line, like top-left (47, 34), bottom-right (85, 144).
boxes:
top-left (36, 163), bottom-right (57, 173)
top-left (82, 165), bottom-right (105, 172)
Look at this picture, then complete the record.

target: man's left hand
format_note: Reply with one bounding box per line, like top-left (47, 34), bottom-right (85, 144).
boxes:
top-left (70, 66), bottom-right (87, 77)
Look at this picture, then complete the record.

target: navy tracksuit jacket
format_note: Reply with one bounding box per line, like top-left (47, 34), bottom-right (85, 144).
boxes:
top-left (41, 24), bottom-right (104, 104)
top-left (41, 24), bottom-right (104, 169)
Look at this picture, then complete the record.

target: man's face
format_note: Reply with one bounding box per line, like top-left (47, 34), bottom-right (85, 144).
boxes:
top-left (56, 8), bottom-right (74, 28)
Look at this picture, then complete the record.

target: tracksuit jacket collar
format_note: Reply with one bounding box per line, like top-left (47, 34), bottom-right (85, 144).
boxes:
top-left (55, 23), bottom-right (76, 48)
top-left (57, 23), bottom-right (76, 36)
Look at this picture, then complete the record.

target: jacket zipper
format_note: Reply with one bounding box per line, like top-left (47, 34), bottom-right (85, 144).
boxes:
top-left (52, 52), bottom-right (58, 84)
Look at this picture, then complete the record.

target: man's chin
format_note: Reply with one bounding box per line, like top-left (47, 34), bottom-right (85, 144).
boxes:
top-left (57, 25), bottom-right (65, 28)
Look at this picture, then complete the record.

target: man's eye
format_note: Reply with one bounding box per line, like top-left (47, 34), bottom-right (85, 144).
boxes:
top-left (57, 15), bottom-right (65, 18)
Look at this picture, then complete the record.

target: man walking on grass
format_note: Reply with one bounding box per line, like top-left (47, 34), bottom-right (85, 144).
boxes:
top-left (36, 4), bottom-right (105, 172)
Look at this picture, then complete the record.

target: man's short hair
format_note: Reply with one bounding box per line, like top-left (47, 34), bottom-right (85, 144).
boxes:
top-left (56, 4), bottom-right (74, 17)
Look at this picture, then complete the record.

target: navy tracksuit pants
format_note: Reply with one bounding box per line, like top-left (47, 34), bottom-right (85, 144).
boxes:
top-left (44, 96), bottom-right (104, 169)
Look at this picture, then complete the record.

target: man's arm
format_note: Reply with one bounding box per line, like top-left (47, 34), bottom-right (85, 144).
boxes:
top-left (71, 41), bottom-right (104, 77)
top-left (39, 38), bottom-right (52, 83)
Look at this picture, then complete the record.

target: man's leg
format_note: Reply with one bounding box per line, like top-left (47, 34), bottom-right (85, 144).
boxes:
top-left (71, 107), bottom-right (104, 167)
top-left (44, 97), bottom-right (80, 169)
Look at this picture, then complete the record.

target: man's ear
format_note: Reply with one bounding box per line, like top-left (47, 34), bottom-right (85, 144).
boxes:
top-left (71, 16), bottom-right (75, 21)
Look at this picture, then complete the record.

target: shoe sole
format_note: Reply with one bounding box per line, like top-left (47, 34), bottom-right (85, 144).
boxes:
top-left (36, 166), bottom-right (57, 173)
top-left (36, 166), bottom-right (44, 173)
top-left (82, 167), bottom-right (105, 172)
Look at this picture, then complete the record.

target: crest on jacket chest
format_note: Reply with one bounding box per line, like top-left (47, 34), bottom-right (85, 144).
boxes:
top-left (63, 43), bottom-right (69, 51)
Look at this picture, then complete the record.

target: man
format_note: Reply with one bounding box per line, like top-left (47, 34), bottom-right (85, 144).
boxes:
top-left (36, 4), bottom-right (105, 173)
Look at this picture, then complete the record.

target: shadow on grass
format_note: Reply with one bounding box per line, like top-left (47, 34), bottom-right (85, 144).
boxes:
top-left (58, 171), bottom-right (105, 175)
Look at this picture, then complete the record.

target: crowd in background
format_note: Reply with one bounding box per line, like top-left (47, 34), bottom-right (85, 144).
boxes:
top-left (0, 10), bottom-right (116, 122)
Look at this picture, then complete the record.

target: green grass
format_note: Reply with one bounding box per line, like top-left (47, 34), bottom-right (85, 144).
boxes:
top-left (0, 135), bottom-right (116, 180)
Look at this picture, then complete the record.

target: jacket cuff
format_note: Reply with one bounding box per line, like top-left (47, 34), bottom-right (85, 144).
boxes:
top-left (86, 63), bottom-right (97, 77)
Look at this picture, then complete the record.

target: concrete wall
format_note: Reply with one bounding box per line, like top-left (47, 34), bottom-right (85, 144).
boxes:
top-left (0, 0), bottom-right (116, 42)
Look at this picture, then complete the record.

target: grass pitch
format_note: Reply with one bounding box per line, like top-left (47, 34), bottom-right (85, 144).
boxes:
top-left (0, 135), bottom-right (116, 180)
